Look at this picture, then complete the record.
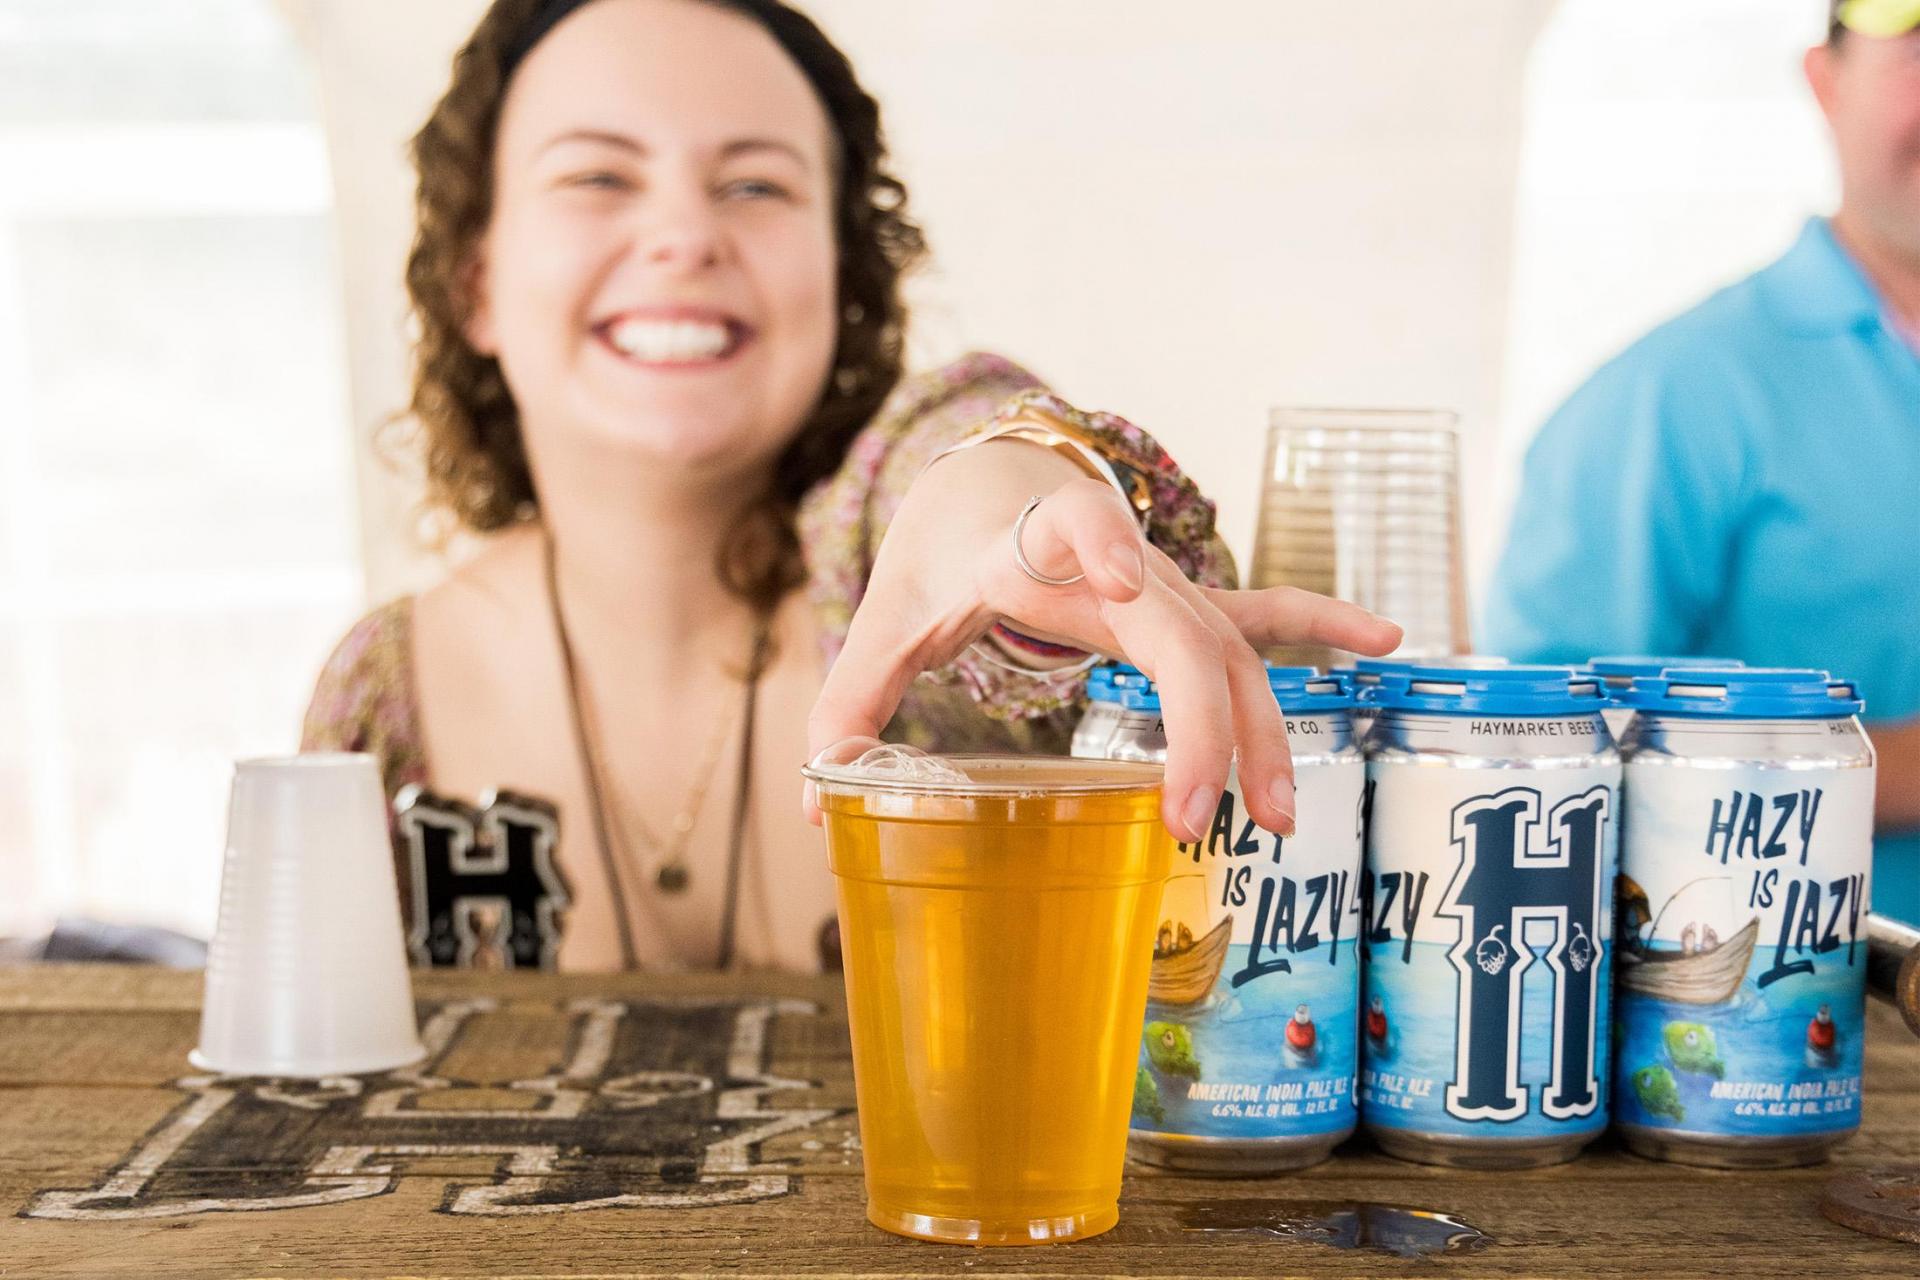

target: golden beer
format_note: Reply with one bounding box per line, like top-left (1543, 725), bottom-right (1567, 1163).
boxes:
top-left (808, 752), bottom-right (1171, 1245)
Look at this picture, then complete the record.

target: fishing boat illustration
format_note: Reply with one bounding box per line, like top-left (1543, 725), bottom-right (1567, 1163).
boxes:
top-left (1149, 870), bottom-right (1232, 1005)
top-left (1616, 873), bottom-right (1758, 1005)
top-left (1150, 917), bottom-right (1231, 1004)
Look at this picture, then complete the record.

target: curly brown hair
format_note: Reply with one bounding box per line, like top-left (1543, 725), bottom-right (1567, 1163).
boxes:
top-left (400, 0), bottom-right (926, 611)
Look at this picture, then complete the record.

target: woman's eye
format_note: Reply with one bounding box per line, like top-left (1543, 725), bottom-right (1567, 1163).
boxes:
top-left (564, 171), bottom-right (630, 192)
top-left (721, 178), bottom-right (791, 201)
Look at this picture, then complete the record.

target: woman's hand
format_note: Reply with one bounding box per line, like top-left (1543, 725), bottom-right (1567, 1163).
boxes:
top-left (805, 438), bottom-right (1403, 841)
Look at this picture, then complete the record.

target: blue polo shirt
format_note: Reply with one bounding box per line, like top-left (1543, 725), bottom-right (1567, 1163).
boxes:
top-left (1483, 218), bottom-right (1920, 926)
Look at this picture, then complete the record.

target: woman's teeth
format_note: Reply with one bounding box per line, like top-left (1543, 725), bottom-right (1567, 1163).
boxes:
top-left (604, 317), bottom-right (734, 363)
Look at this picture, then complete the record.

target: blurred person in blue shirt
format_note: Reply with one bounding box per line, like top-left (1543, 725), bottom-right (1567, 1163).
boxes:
top-left (1483, 0), bottom-right (1920, 925)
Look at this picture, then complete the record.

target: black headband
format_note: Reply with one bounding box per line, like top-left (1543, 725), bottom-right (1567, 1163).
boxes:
top-left (501, 0), bottom-right (600, 81)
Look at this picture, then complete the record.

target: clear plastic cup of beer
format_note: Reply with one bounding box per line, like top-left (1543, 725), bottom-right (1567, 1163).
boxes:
top-left (804, 741), bottom-right (1173, 1245)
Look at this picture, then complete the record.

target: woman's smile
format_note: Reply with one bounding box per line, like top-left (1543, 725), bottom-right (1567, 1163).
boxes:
top-left (594, 306), bottom-right (755, 369)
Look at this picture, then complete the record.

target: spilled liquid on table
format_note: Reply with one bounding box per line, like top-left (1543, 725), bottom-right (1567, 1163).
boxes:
top-left (1176, 1199), bottom-right (1492, 1258)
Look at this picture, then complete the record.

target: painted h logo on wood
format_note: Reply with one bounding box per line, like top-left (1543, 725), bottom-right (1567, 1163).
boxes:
top-left (22, 997), bottom-right (839, 1220)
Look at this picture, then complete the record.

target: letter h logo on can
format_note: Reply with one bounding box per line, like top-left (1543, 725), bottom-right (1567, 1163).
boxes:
top-left (1438, 785), bottom-right (1610, 1124)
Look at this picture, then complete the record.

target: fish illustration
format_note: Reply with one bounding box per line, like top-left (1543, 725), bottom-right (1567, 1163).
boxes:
top-left (1475, 926), bottom-right (1511, 976)
top-left (1566, 922), bottom-right (1595, 974)
top-left (1631, 1064), bottom-right (1685, 1123)
top-left (1145, 1020), bottom-right (1201, 1080)
top-left (1132, 1066), bottom-right (1165, 1124)
top-left (1663, 1021), bottom-right (1726, 1079)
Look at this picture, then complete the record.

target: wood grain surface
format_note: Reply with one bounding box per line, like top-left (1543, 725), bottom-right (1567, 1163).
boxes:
top-left (1, 966), bottom-right (1914, 1280)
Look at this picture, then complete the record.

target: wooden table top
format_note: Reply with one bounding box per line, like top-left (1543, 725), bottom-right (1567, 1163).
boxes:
top-left (2, 965), bottom-right (1914, 1280)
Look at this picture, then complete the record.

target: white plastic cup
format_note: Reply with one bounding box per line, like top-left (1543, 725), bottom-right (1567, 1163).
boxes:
top-left (193, 753), bottom-right (426, 1077)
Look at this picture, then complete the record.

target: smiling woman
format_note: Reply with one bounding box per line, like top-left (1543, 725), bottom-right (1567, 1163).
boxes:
top-left (404, 0), bottom-right (909, 598)
top-left (299, 0), bottom-right (1400, 976)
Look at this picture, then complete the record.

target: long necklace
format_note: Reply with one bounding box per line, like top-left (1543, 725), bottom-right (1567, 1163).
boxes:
top-left (612, 679), bottom-right (740, 895)
top-left (544, 532), bottom-right (769, 971)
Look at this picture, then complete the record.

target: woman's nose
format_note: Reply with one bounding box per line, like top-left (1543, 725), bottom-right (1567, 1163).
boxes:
top-left (637, 193), bottom-right (723, 271)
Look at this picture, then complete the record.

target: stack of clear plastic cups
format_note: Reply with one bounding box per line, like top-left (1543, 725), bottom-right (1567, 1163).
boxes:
top-left (1252, 408), bottom-right (1468, 669)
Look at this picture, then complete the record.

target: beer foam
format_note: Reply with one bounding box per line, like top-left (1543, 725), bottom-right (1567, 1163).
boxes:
top-left (842, 743), bottom-right (973, 784)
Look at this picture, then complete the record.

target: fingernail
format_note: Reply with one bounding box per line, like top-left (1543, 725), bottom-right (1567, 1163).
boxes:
top-left (1181, 786), bottom-right (1219, 842)
top-left (1105, 542), bottom-right (1144, 593)
top-left (1268, 775), bottom-right (1297, 835)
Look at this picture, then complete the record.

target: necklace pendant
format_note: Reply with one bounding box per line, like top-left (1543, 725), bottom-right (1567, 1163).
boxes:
top-left (656, 862), bottom-right (690, 894)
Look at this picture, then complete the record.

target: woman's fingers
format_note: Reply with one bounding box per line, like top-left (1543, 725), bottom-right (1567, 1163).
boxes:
top-left (1009, 477), bottom-right (1149, 603)
top-left (1099, 575), bottom-right (1235, 842)
top-left (982, 495), bottom-right (1386, 841)
top-left (801, 467), bottom-right (1403, 844)
top-left (806, 621), bottom-right (916, 767)
top-left (803, 570), bottom-right (984, 824)
top-left (1145, 555), bottom-right (1297, 835)
top-left (802, 627), bottom-right (915, 825)
top-left (1201, 582), bottom-right (1403, 657)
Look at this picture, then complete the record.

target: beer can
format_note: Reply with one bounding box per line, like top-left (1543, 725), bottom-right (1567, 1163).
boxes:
top-left (1344, 655), bottom-right (1511, 748)
top-left (1360, 664), bottom-right (1619, 1169)
top-left (1071, 663), bottom-right (1144, 760)
top-left (1611, 669), bottom-right (1875, 1168)
top-left (1075, 667), bottom-right (1367, 1173)
top-left (1332, 661), bottom-right (1390, 746)
top-left (1585, 656), bottom-right (1743, 741)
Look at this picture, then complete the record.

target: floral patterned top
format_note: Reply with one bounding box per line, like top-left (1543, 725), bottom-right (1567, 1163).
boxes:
top-left (302, 352), bottom-right (1237, 797)
top-left (301, 354), bottom-right (1236, 972)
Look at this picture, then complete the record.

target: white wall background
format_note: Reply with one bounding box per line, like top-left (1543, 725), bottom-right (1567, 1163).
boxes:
top-left (0, 0), bottom-right (358, 941)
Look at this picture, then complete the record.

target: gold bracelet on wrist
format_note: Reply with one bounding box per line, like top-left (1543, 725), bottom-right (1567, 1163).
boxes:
top-left (926, 406), bottom-right (1153, 529)
top-left (924, 400), bottom-right (1154, 680)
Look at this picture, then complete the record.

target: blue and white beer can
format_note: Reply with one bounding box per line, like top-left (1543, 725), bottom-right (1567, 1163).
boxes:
top-left (1611, 669), bottom-right (1875, 1168)
top-left (1341, 654), bottom-right (1508, 746)
top-left (1077, 668), bottom-right (1366, 1173)
top-left (1071, 663), bottom-right (1145, 760)
top-left (1360, 665), bottom-right (1620, 1169)
top-left (1585, 655), bottom-right (1743, 740)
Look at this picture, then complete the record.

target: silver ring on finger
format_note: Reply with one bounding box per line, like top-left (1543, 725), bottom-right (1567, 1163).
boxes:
top-left (1011, 495), bottom-right (1086, 587)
